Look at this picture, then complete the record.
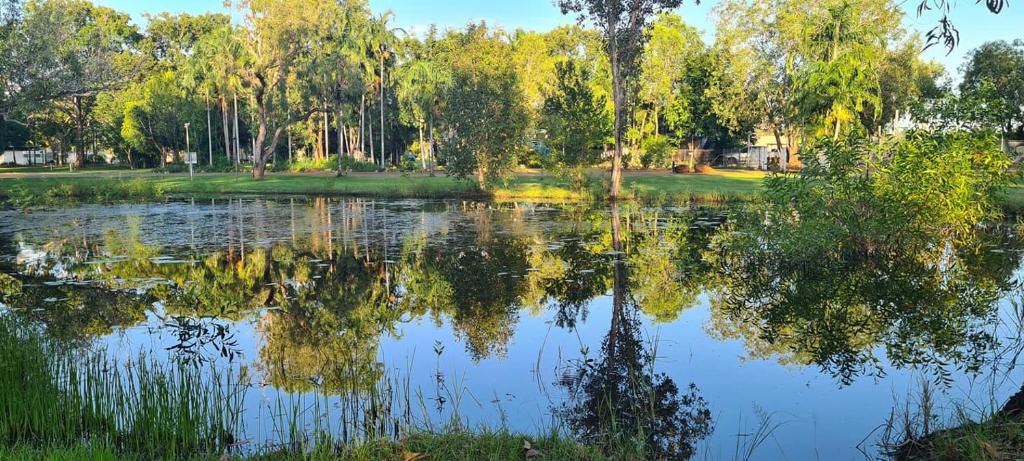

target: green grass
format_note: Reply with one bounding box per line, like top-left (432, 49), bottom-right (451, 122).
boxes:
top-left (0, 316), bottom-right (634, 461)
top-left (0, 165), bottom-right (144, 174)
top-left (0, 316), bottom-right (244, 459)
top-left (999, 185), bottom-right (1024, 212)
top-left (0, 169), bottom-right (767, 206)
top-left (0, 431), bottom-right (613, 460)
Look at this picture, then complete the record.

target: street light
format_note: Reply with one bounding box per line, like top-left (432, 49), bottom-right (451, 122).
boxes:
top-left (185, 123), bottom-right (193, 181)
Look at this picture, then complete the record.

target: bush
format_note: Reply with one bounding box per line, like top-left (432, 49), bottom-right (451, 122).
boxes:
top-left (287, 156), bottom-right (337, 173)
top-left (639, 136), bottom-right (674, 169)
top-left (338, 156), bottom-right (381, 173)
top-left (399, 154), bottom-right (419, 172)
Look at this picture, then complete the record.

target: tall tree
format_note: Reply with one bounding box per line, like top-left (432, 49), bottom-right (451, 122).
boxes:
top-left (2, 0), bottom-right (140, 166)
top-left (542, 59), bottom-right (611, 173)
top-left (396, 57), bottom-right (449, 173)
top-left (231, 0), bottom-right (338, 179)
top-left (439, 24), bottom-right (528, 190)
top-left (638, 13), bottom-right (702, 138)
top-left (960, 40), bottom-right (1024, 138)
top-left (558, 0), bottom-right (684, 199)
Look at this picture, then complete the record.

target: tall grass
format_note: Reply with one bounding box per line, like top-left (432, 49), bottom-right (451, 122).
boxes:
top-left (0, 316), bottom-right (244, 459)
top-left (2, 179), bottom-right (167, 208)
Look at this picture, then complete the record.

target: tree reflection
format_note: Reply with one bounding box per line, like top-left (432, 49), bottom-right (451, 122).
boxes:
top-left (560, 204), bottom-right (713, 460)
top-left (706, 206), bottom-right (1024, 384)
top-left (3, 195), bottom-right (1020, 400)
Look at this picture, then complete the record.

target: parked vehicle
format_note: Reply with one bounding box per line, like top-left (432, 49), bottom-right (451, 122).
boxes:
top-left (719, 146), bottom-right (787, 170)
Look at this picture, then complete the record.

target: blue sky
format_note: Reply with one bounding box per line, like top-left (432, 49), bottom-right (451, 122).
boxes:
top-left (96, 0), bottom-right (1022, 79)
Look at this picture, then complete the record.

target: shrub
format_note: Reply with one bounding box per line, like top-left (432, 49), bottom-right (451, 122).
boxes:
top-left (640, 136), bottom-right (674, 169)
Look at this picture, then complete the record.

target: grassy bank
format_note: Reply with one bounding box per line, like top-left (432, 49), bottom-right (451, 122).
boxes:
top-left (0, 432), bottom-right (608, 461)
top-left (0, 169), bottom-right (765, 206)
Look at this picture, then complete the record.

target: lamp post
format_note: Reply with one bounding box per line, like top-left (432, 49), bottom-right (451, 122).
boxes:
top-left (185, 122), bottom-right (193, 181)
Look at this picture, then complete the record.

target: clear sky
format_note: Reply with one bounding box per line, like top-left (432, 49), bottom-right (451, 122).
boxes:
top-left (95, 0), bottom-right (1022, 80)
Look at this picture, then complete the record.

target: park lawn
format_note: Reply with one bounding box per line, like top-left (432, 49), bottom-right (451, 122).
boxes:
top-left (1001, 184), bottom-right (1024, 212)
top-left (0, 169), bottom-right (768, 204)
top-left (0, 165), bottom-right (146, 174)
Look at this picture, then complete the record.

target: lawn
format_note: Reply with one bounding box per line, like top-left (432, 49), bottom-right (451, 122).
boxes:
top-left (0, 165), bottom-right (146, 175)
top-left (0, 169), bottom-right (768, 204)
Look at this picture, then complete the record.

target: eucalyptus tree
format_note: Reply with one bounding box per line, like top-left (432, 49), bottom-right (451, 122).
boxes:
top-left (710, 0), bottom-right (798, 156)
top-left (511, 30), bottom-right (558, 125)
top-left (541, 59), bottom-right (611, 182)
top-left (865, 34), bottom-right (944, 135)
top-left (638, 13), bottom-right (702, 138)
top-left (558, 0), bottom-right (683, 199)
top-left (916, 0), bottom-right (1011, 51)
top-left (230, 0), bottom-right (340, 179)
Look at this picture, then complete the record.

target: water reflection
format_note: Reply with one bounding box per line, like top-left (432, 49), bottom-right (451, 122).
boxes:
top-left (706, 207), bottom-right (1024, 385)
top-left (559, 205), bottom-right (713, 460)
top-left (0, 197), bottom-right (1022, 457)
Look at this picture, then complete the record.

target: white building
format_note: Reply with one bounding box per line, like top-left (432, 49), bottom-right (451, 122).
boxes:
top-left (1, 149), bottom-right (54, 166)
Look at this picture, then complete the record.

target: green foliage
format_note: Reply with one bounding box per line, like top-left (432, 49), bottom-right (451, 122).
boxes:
top-left (639, 135), bottom-right (673, 169)
top-left (541, 59), bottom-right (611, 169)
top-left (439, 24), bottom-right (529, 190)
top-left (765, 130), bottom-right (1011, 250)
top-left (0, 317), bottom-right (244, 459)
top-left (960, 40), bottom-right (1024, 136)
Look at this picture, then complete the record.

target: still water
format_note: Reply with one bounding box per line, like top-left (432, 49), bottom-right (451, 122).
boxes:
top-left (1, 197), bottom-right (1022, 459)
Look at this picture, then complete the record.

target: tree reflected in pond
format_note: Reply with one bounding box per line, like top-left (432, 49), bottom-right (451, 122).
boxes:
top-left (706, 203), bottom-right (1024, 384)
top-left (2, 194), bottom-right (1022, 453)
top-left (560, 204), bottom-right (713, 460)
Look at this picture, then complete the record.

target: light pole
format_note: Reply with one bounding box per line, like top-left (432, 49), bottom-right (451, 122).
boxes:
top-left (185, 122), bottom-right (193, 181)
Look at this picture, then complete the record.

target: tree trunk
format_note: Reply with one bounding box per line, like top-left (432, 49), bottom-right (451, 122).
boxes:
top-left (74, 95), bottom-right (85, 168)
top-left (419, 124), bottom-right (426, 170)
top-left (206, 100), bottom-right (214, 166)
top-left (428, 118), bottom-right (435, 176)
top-left (609, 48), bottom-right (624, 200)
top-left (233, 94), bottom-right (241, 164)
top-left (476, 166), bottom-right (486, 191)
top-left (221, 96), bottom-right (231, 162)
top-left (380, 53), bottom-right (385, 167)
top-left (772, 127), bottom-right (785, 168)
top-left (360, 94), bottom-right (366, 158)
top-left (342, 108), bottom-right (350, 158)
top-left (369, 118), bottom-right (375, 164)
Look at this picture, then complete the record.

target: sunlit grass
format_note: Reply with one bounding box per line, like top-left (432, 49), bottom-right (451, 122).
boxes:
top-left (0, 170), bottom-right (767, 206)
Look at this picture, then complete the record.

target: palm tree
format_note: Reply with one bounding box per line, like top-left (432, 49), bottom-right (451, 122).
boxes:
top-left (368, 12), bottom-right (403, 167)
top-left (192, 26), bottom-right (243, 164)
top-left (396, 58), bottom-right (450, 174)
top-left (794, 1), bottom-right (886, 139)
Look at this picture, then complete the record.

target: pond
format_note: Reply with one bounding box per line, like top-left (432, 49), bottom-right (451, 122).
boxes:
top-left (1, 197), bottom-right (1022, 460)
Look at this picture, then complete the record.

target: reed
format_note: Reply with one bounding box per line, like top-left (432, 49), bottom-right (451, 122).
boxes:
top-left (0, 316), bottom-right (244, 459)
